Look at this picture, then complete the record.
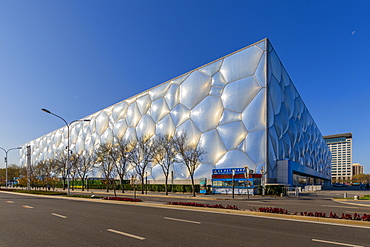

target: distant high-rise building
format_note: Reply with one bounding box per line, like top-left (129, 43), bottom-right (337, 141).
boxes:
top-left (352, 163), bottom-right (364, 176)
top-left (324, 133), bottom-right (352, 181)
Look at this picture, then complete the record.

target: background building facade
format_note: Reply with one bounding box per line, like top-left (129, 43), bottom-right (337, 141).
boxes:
top-left (352, 163), bottom-right (364, 176)
top-left (20, 39), bottom-right (331, 186)
top-left (324, 133), bottom-right (353, 182)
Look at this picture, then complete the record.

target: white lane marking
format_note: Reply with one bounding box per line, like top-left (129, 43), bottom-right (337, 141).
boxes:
top-left (51, 213), bottom-right (67, 219)
top-left (248, 204), bottom-right (277, 208)
top-left (321, 205), bottom-right (360, 209)
top-left (157, 206), bottom-right (370, 229)
top-left (22, 205), bottom-right (33, 209)
top-left (5, 201), bottom-right (14, 203)
top-left (312, 239), bottom-right (364, 247)
top-left (107, 229), bottom-right (145, 240)
top-left (164, 217), bottom-right (201, 224)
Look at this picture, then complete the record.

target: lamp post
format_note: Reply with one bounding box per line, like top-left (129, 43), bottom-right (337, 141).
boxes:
top-left (0, 146), bottom-right (22, 188)
top-left (41, 108), bottom-right (90, 195)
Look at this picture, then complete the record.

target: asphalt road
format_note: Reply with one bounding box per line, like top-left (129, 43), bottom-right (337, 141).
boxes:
top-left (66, 188), bottom-right (370, 216)
top-left (1, 192), bottom-right (369, 247)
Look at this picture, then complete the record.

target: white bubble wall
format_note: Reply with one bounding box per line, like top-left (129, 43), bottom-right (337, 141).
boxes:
top-left (20, 39), bottom-right (331, 182)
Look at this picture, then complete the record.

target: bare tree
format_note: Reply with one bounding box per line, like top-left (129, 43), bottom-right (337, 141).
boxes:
top-left (69, 153), bottom-right (80, 191)
top-left (75, 152), bottom-right (95, 191)
top-left (174, 132), bottom-right (206, 197)
top-left (33, 159), bottom-right (59, 190)
top-left (55, 152), bottom-right (68, 190)
top-left (114, 139), bottom-right (134, 193)
top-left (128, 135), bottom-right (156, 194)
top-left (153, 134), bottom-right (177, 195)
top-left (96, 143), bottom-right (118, 196)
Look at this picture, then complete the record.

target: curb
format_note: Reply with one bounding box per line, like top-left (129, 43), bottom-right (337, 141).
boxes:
top-left (332, 198), bottom-right (370, 208)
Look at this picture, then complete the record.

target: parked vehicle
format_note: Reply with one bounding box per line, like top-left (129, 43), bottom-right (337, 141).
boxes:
top-left (333, 183), bottom-right (347, 187)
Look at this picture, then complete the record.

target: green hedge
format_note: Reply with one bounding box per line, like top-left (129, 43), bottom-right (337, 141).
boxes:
top-left (86, 183), bottom-right (201, 193)
top-left (12, 190), bottom-right (67, 195)
top-left (258, 185), bottom-right (285, 196)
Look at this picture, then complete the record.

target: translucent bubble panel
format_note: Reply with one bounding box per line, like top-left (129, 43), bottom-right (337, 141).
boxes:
top-left (151, 164), bottom-right (166, 180)
top-left (170, 104), bottom-right (190, 127)
top-left (96, 111), bottom-right (109, 135)
top-left (150, 98), bottom-right (170, 123)
top-left (179, 71), bottom-right (212, 109)
top-left (217, 121), bottom-right (247, 150)
top-left (165, 84), bottom-right (180, 109)
top-left (70, 128), bottom-right (78, 144)
top-left (222, 76), bottom-right (261, 112)
top-left (173, 161), bottom-right (189, 179)
top-left (198, 130), bottom-right (226, 164)
top-left (114, 119), bottom-right (128, 140)
top-left (136, 94), bottom-right (151, 115)
top-left (177, 120), bottom-right (202, 146)
top-left (199, 59), bottom-right (223, 76)
top-left (149, 82), bottom-right (170, 101)
top-left (244, 130), bottom-right (266, 165)
top-left (193, 163), bottom-right (215, 179)
top-left (101, 128), bottom-right (114, 145)
top-left (255, 52), bottom-right (266, 87)
top-left (242, 89), bottom-right (266, 131)
top-left (112, 101), bottom-right (128, 121)
top-left (216, 150), bottom-right (255, 169)
top-left (220, 110), bottom-right (241, 125)
top-left (212, 71), bottom-right (227, 87)
top-left (220, 45), bottom-right (263, 83)
top-left (156, 115), bottom-right (175, 137)
top-left (136, 115), bottom-right (156, 138)
top-left (123, 127), bottom-right (137, 143)
top-left (191, 96), bottom-right (223, 132)
top-left (126, 103), bottom-right (141, 127)
top-left (209, 86), bottom-right (223, 97)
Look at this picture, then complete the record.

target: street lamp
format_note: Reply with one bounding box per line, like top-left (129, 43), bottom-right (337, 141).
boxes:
top-left (0, 146), bottom-right (22, 188)
top-left (42, 108), bottom-right (90, 195)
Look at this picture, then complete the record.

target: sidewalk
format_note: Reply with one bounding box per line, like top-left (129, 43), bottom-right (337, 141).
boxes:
top-left (56, 187), bottom-right (271, 201)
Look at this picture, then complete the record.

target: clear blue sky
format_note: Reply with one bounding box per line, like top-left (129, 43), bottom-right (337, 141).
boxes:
top-left (0, 1), bottom-right (369, 173)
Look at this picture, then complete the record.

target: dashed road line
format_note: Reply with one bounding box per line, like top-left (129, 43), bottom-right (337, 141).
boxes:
top-left (107, 229), bottom-right (145, 240)
top-left (22, 205), bottom-right (33, 209)
top-left (51, 213), bottom-right (67, 219)
top-left (5, 201), bottom-right (14, 203)
top-left (248, 204), bottom-right (277, 208)
top-left (312, 238), bottom-right (364, 247)
top-left (164, 217), bottom-right (201, 224)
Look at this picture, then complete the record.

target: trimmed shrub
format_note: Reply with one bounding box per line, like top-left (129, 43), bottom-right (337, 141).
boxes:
top-left (167, 201), bottom-right (239, 210)
top-left (104, 197), bottom-right (142, 202)
top-left (12, 190), bottom-right (67, 195)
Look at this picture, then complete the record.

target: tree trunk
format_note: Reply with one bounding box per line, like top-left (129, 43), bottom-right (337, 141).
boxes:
top-left (120, 177), bottom-right (125, 193)
top-left (191, 175), bottom-right (196, 197)
top-left (165, 175), bottom-right (168, 195)
top-left (113, 179), bottom-right (117, 197)
top-left (141, 176), bottom-right (144, 194)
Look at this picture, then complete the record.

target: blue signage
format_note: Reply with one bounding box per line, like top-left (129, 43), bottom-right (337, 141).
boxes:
top-left (212, 168), bottom-right (245, 175)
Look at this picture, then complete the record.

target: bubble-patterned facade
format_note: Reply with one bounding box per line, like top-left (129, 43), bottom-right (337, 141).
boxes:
top-left (19, 39), bottom-right (331, 185)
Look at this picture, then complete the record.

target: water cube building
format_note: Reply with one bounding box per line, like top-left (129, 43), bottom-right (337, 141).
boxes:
top-left (20, 38), bottom-right (331, 186)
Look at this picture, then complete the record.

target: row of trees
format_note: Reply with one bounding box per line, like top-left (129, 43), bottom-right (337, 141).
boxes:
top-left (20, 132), bottom-right (205, 197)
top-left (95, 132), bottom-right (205, 197)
